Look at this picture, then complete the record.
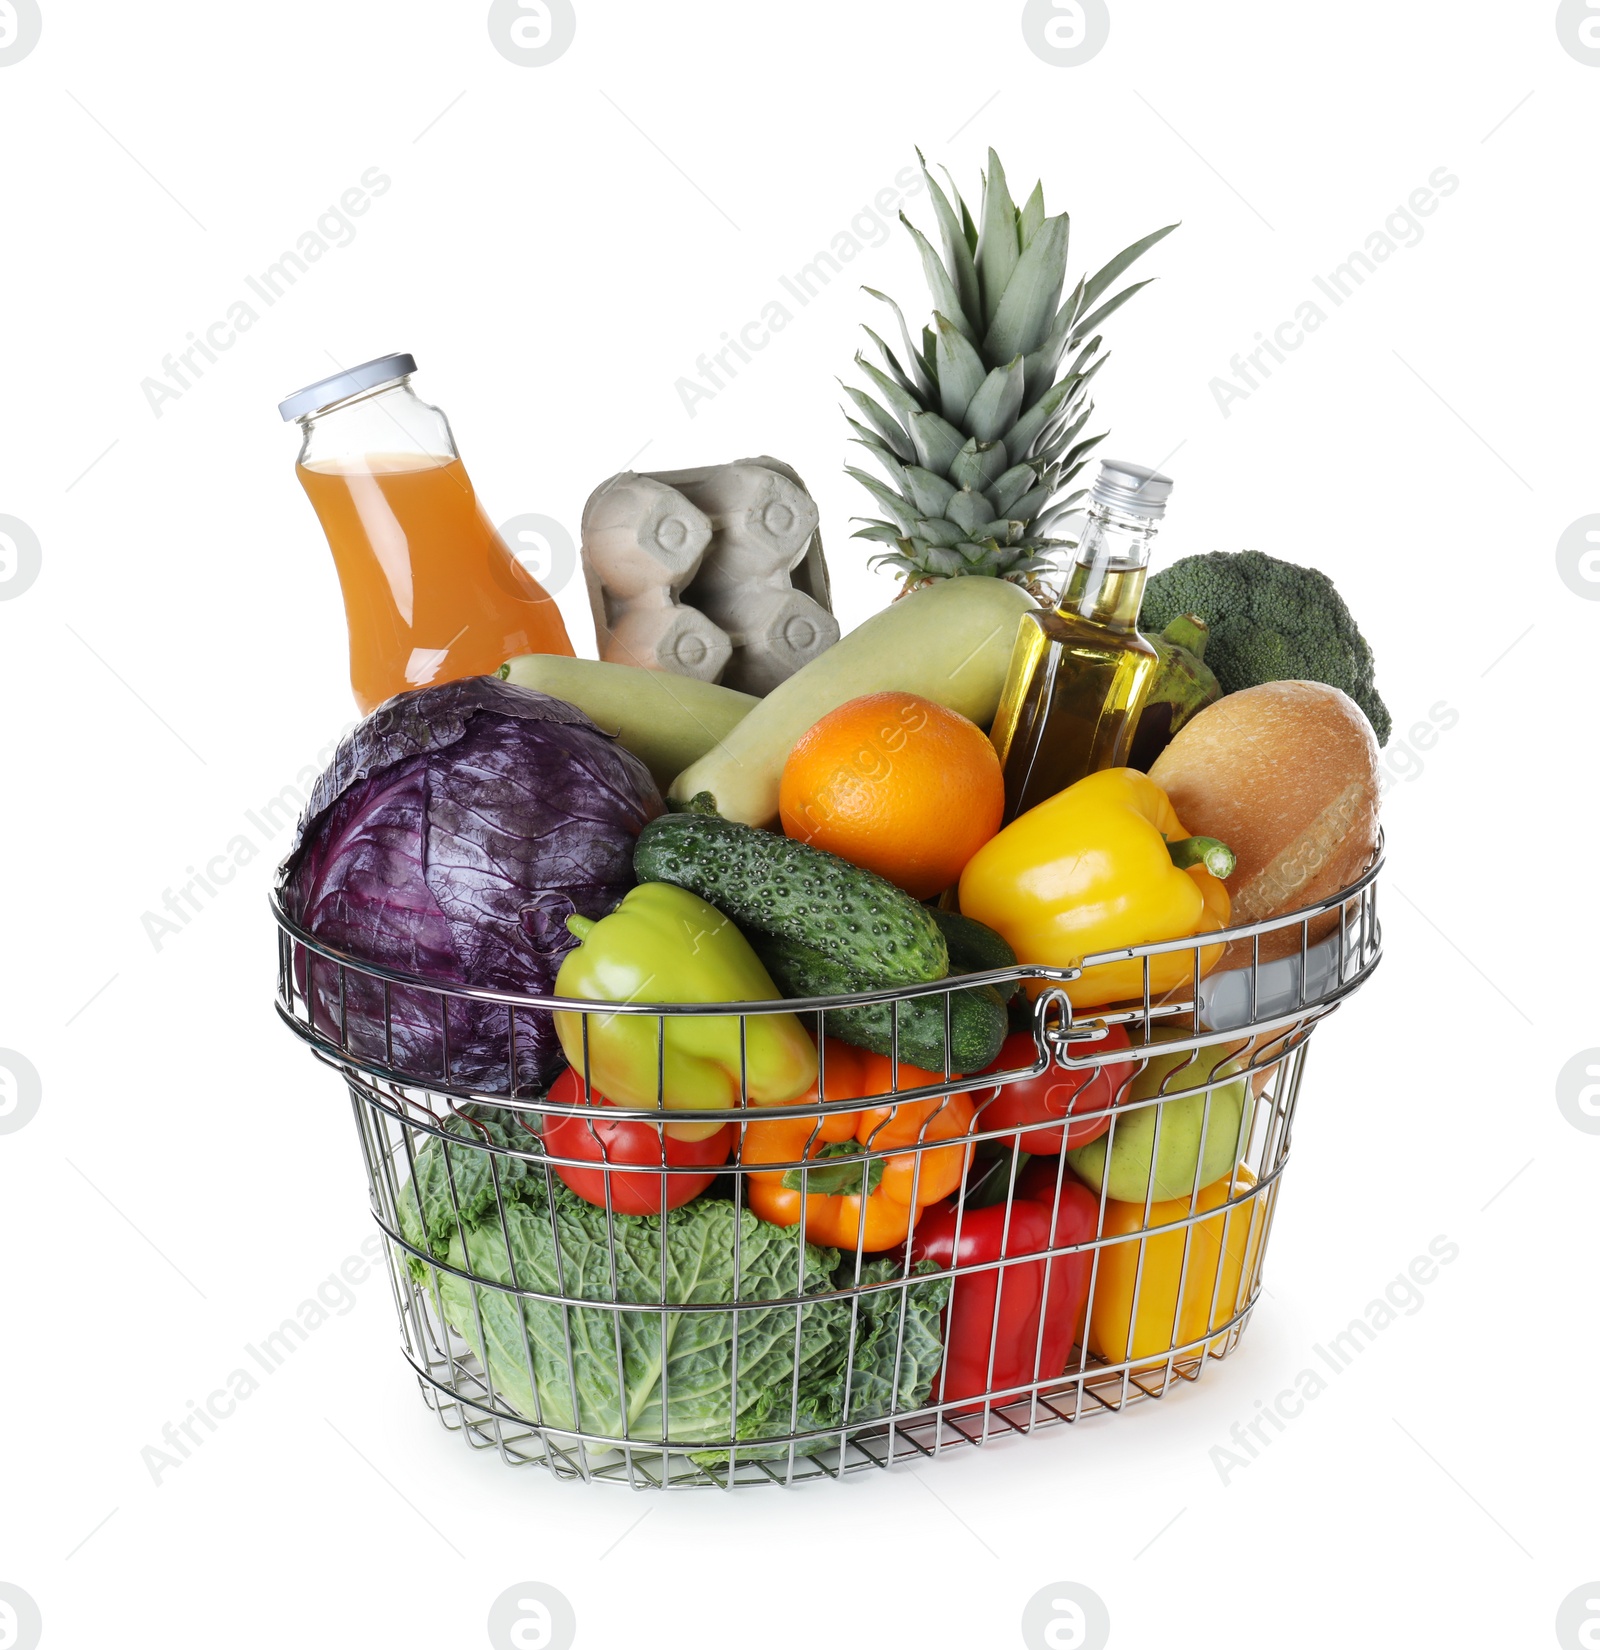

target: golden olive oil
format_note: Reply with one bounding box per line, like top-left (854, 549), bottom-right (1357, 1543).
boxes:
top-left (989, 462), bottom-right (1172, 822)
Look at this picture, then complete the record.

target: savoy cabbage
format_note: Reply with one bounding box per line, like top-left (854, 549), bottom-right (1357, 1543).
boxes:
top-left (395, 1107), bottom-right (947, 1461)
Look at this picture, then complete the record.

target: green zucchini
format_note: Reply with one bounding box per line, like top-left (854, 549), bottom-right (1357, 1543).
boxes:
top-left (667, 576), bottom-right (1035, 825)
top-left (750, 932), bottom-right (1007, 1075)
top-left (500, 655), bottom-right (756, 790)
top-left (633, 812), bottom-right (947, 986)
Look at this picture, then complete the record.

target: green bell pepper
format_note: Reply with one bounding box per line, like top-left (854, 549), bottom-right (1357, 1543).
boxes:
top-left (553, 883), bottom-right (818, 1139)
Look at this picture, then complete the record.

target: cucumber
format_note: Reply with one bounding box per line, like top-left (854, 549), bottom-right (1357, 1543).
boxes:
top-left (634, 812), bottom-right (947, 986)
top-left (750, 931), bottom-right (1007, 1075)
top-left (928, 909), bottom-right (1017, 976)
top-left (667, 576), bottom-right (1035, 825)
top-left (929, 907), bottom-right (1020, 1004)
top-left (500, 655), bottom-right (756, 790)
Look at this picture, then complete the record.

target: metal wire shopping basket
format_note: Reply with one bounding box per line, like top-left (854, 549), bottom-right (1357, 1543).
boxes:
top-left (272, 847), bottom-right (1382, 1490)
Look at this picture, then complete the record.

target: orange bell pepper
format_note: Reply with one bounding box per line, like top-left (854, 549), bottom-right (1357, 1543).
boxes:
top-left (742, 1048), bottom-right (977, 1252)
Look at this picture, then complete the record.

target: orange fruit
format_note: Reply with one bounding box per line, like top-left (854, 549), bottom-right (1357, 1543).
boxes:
top-left (779, 691), bottom-right (1004, 898)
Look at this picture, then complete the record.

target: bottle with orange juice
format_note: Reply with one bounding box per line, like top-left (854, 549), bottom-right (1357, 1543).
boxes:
top-left (279, 353), bottom-right (573, 714)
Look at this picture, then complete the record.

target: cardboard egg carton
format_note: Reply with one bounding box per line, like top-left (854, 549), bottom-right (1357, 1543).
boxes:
top-left (580, 456), bottom-right (838, 694)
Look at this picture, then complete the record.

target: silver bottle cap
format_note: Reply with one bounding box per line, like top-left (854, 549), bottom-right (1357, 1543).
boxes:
top-left (277, 353), bottom-right (417, 422)
top-left (1090, 459), bottom-right (1174, 521)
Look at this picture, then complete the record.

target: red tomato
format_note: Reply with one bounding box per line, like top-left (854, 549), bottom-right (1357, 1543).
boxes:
top-left (543, 1068), bottom-right (734, 1215)
top-left (975, 1027), bottom-right (1135, 1153)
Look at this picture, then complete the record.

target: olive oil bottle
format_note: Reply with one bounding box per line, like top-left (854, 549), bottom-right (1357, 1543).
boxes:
top-left (989, 460), bottom-right (1174, 821)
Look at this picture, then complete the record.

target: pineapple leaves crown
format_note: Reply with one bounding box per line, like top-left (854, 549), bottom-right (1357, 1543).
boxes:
top-left (846, 148), bottom-right (1176, 584)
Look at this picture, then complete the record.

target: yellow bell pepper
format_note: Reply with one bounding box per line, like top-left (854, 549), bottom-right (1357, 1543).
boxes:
top-left (957, 768), bottom-right (1233, 1009)
top-left (1085, 1168), bottom-right (1264, 1369)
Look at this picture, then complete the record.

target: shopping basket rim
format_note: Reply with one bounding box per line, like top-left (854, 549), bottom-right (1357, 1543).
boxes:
top-left (270, 835), bottom-right (1384, 1018)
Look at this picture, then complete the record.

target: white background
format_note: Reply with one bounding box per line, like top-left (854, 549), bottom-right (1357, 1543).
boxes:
top-left (1, 1), bottom-right (1595, 1646)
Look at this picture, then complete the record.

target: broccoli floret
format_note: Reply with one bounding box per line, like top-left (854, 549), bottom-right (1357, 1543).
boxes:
top-left (1139, 550), bottom-right (1391, 744)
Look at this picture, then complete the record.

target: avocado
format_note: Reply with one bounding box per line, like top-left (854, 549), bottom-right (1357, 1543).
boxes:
top-left (1128, 614), bottom-right (1222, 772)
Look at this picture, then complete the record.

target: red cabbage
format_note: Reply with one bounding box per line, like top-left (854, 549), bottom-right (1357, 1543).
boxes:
top-left (280, 676), bottom-right (661, 1093)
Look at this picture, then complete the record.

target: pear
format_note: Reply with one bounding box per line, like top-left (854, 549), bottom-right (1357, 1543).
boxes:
top-left (1066, 1029), bottom-right (1251, 1203)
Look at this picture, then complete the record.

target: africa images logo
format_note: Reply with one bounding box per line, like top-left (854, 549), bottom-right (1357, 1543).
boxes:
top-left (0, 0), bottom-right (43, 67)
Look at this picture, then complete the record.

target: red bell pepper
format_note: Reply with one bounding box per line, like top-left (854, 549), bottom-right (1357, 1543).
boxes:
top-left (910, 1159), bottom-right (1099, 1413)
top-left (542, 1067), bottom-right (734, 1215)
top-left (976, 1027), bottom-right (1135, 1154)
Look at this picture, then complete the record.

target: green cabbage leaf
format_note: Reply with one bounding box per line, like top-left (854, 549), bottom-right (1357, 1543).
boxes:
top-left (396, 1107), bottom-right (947, 1460)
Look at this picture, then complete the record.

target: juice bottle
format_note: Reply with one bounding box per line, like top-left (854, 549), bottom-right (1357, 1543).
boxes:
top-left (988, 460), bottom-right (1172, 822)
top-left (279, 353), bottom-right (573, 714)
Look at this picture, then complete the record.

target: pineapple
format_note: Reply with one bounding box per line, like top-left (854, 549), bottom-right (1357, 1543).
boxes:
top-left (847, 149), bottom-right (1176, 593)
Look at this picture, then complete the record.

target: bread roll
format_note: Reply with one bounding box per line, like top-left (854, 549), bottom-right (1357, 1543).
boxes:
top-left (1148, 681), bottom-right (1379, 961)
